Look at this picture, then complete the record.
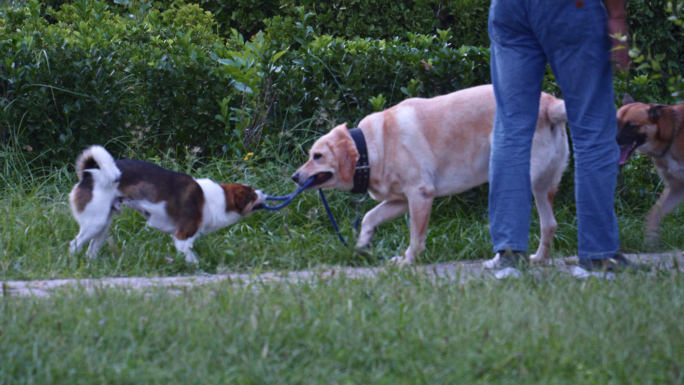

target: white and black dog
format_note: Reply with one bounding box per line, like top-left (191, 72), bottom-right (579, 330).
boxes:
top-left (69, 146), bottom-right (265, 264)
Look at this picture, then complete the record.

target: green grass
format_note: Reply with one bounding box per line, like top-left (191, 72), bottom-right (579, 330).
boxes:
top-left (1, 140), bottom-right (684, 280)
top-left (2, 271), bottom-right (683, 384)
top-left (2, 138), bottom-right (684, 384)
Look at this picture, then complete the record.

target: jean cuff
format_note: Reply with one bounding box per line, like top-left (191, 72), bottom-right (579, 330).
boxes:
top-left (492, 244), bottom-right (528, 254)
top-left (578, 250), bottom-right (619, 260)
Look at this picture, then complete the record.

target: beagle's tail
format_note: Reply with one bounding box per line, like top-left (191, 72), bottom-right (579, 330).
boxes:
top-left (74, 145), bottom-right (121, 186)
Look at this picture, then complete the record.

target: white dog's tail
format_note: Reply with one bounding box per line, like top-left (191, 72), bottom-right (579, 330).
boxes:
top-left (547, 99), bottom-right (567, 126)
top-left (74, 145), bottom-right (121, 186)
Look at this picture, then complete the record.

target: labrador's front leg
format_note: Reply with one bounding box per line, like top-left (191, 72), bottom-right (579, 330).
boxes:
top-left (356, 199), bottom-right (409, 250)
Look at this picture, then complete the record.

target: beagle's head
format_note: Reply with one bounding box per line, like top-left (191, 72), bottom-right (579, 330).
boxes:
top-left (220, 183), bottom-right (266, 215)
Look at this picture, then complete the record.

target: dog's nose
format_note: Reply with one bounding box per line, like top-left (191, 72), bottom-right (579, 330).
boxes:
top-left (291, 172), bottom-right (300, 184)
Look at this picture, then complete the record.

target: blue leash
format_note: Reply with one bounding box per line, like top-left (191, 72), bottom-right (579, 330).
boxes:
top-left (263, 177), bottom-right (316, 210)
top-left (264, 178), bottom-right (360, 246)
top-left (318, 189), bottom-right (350, 246)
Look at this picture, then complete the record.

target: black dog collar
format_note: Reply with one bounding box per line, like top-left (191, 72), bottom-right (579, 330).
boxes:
top-left (349, 128), bottom-right (370, 195)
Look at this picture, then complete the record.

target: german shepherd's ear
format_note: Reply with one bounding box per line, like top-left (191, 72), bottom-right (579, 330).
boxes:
top-left (649, 105), bottom-right (677, 134)
top-left (622, 93), bottom-right (635, 105)
top-left (648, 105), bottom-right (665, 123)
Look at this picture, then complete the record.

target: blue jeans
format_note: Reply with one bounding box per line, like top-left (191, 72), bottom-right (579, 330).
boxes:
top-left (488, 0), bottom-right (620, 260)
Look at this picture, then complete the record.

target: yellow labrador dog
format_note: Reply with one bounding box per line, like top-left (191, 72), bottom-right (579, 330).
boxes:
top-left (292, 84), bottom-right (569, 266)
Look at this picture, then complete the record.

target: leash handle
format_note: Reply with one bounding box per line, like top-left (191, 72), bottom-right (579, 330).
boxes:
top-left (261, 198), bottom-right (296, 211)
top-left (264, 179), bottom-right (361, 247)
top-left (265, 195), bottom-right (289, 202)
top-left (318, 189), bottom-right (348, 247)
top-left (262, 177), bottom-right (316, 210)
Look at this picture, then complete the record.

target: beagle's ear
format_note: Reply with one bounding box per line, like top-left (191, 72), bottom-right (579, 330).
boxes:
top-left (622, 93), bottom-right (635, 105)
top-left (222, 184), bottom-right (256, 212)
top-left (332, 135), bottom-right (359, 185)
top-left (235, 185), bottom-right (256, 212)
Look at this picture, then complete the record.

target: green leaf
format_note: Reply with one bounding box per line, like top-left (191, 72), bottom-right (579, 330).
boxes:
top-left (271, 49), bottom-right (288, 63)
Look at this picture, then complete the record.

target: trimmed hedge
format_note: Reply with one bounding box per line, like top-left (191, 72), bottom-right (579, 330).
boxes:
top-left (273, 0), bottom-right (490, 47)
top-left (154, 0), bottom-right (491, 47)
top-left (619, 0), bottom-right (684, 101)
top-left (0, 0), bottom-right (492, 162)
top-left (40, 0), bottom-right (491, 47)
top-left (275, 33), bottom-right (490, 133)
top-left (1, 0), bottom-right (682, 164)
top-left (0, 0), bottom-right (280, 160)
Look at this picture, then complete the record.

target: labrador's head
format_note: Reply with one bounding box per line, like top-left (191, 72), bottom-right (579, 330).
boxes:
top-left (292, 123), bottom-right (359, 191)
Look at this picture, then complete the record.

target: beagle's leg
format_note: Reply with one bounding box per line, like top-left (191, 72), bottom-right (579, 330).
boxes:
top-left (85, 212), bottom-right (115, 259)
top-left (173, 234), bottom-right (200, 264)
top-left (391, 187), bottom-right (434, 266)
top-left (356, 200), bottom-right (409, 249)
top-left (70, 214), bottom-right (111, 256)
top-left (172, 213), bottom-right (203, 264)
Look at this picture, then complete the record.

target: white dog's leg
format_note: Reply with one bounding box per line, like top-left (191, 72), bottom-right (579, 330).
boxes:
top-left (173, 234), bottom-right (199, 264)
top-left (85, 212), bottom-right (114, 259)
top-left (70, 217), bottom-right (111, 255)
top-left (356, 200), bottom-right (409, 249)
top-left (530, 187), bottom-right (558, 265)
top-left (390, 188), bottom-right (434, 266)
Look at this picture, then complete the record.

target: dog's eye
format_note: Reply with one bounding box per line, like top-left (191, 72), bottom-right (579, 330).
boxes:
top-left (623, 122), bottom-right (639, 133)
top-left (313, 153), bottom-right (322, 160)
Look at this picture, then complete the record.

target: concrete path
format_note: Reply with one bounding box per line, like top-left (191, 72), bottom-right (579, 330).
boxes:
top-left (3, 253), bottom-right (683, 297)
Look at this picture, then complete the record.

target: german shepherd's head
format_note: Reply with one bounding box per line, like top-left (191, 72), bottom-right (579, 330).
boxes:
top-left (616, 93), bottom-right (680, 164)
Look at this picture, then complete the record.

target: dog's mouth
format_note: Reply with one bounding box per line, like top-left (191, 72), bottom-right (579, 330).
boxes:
top-left (619, 142), bottom-right (639, 166)
top-left (252, 203), bottom-right (265, 211)
top-left (308, 172), bottom-right (333, 187)
top-left (616, 127), bottom-right (647, 166)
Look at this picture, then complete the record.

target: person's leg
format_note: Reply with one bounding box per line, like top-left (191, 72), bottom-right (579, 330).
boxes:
top-left (534, 0), bottom-right (620, 260)
top-left (488, 0), bottom-right (547, 256)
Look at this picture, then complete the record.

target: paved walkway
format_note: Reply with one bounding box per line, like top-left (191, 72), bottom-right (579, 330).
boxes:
top-left (3, 253), bottom-right (682, 297)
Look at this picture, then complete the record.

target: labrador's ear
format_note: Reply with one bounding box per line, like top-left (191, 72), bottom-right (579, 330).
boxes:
top-left (622, 93), bottom-right (635, 105)
top-left (331, 134), bottom-right (359, 185)
top-left (331, 122), bottom-right (348, 132)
